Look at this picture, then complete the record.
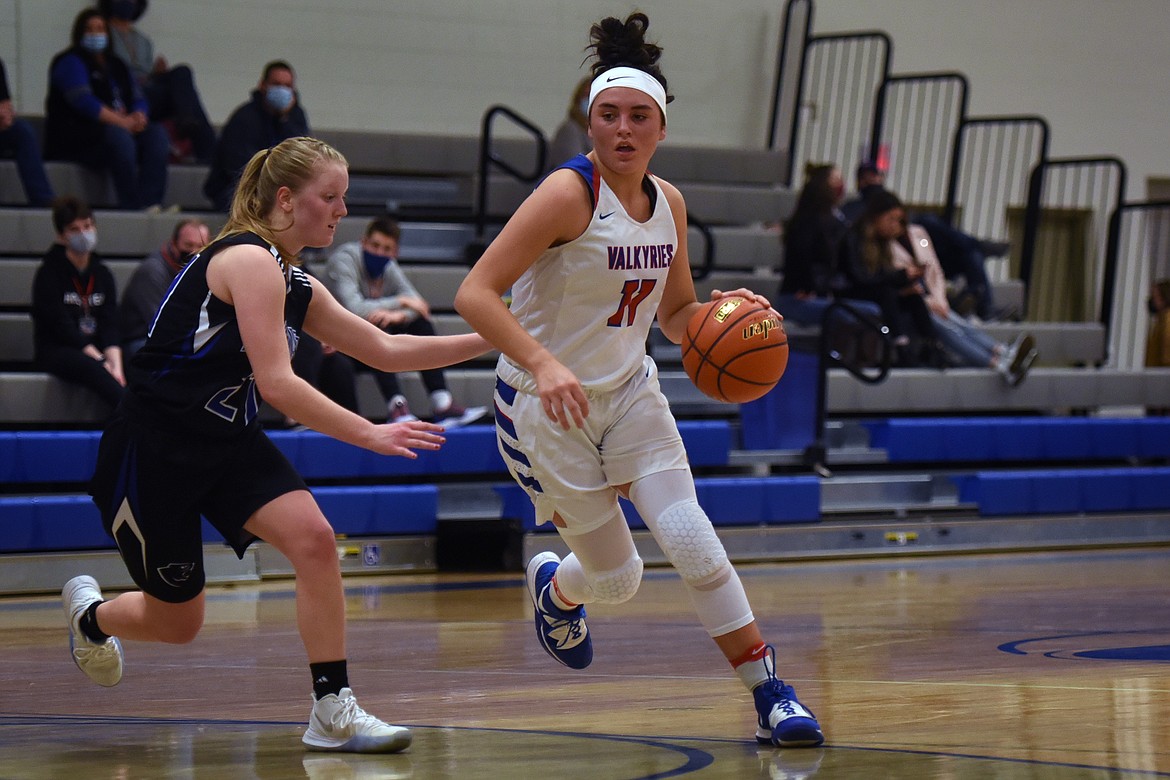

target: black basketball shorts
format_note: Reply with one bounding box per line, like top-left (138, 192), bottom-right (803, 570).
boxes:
top-left (89, 412), bottom-right (308, 603)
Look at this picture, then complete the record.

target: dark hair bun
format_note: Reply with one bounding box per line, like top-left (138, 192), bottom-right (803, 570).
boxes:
top-left (587, 12), bottom-right (672, 103)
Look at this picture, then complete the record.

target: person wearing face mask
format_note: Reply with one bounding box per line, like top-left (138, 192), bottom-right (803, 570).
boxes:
top-left (44, 8), bottom-right (170, 211)
top-left (118, 218), bottom-right (210, 368)
top-left (31, 196), bottom-right (125, 411)
top-left (99, 0), bottom-right (217, 164)
top-left (546, 75), bottom-right (592, 172)
top-left (325, 216), bottom-right (488, 427)
top-left (203, 60), bottom-right (310, 211)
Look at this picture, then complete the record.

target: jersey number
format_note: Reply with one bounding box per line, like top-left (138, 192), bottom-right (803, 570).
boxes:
top-left (205, 376), bottom-right (259, 425)
top-left (606, 279), bottom-right (657, 327)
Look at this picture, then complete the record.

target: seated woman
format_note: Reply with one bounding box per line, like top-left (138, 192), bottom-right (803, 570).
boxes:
top-left (836, 189), bottom-right (939, 366)
top-left (100, 0), bottom-right (216, 163)
top-left (45, 7), bottom-right (169, 210)
top-left (883, 193), bottom-right (1038, 384)
top-left (777, 163), bottom-right (880, 328)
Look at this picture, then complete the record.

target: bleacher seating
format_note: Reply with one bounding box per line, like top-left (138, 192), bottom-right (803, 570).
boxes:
top-left (1, 125), bottom-right (1168, 590)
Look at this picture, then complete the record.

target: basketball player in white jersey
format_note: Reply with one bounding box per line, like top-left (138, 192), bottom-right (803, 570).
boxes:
top-left (455, 13), bottom-right (824, 748)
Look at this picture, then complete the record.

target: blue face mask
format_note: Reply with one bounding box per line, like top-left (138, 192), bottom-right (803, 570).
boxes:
top-left (80, 33), bottom-right (108, 53)
top-left (265, 85), bottom-right (295, 113)
top-left (362, 250), bottom-right (391, 279)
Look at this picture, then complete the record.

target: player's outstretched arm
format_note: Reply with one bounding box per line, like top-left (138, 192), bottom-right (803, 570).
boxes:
top-left (305, 277), bottom-right (491, 373)
top-left (213, 247), bottom-right (446, 459)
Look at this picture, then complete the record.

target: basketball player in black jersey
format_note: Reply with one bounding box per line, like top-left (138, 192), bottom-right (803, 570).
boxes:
top-left (66, 136), bottom-right (490, 753)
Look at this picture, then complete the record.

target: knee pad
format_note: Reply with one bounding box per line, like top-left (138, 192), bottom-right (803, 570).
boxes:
top-left (653, 498), bottom-right (730, 586)
top-left (586, 554), bottom-right (644, 604)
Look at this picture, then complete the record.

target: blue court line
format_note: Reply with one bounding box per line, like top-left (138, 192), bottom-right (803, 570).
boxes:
top-left (2, 714), bottom-right (1167, 777)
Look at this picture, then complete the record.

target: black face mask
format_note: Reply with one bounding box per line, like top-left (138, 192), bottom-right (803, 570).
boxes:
top-left (110, 0), bottom-right (138, 20)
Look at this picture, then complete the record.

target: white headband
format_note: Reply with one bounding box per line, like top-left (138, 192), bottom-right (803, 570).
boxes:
top-left (588, 67), bottom-right (667, 126)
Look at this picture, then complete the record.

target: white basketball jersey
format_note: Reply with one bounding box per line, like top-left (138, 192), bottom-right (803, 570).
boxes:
top-left (498, 155), bottom-right (678, 392)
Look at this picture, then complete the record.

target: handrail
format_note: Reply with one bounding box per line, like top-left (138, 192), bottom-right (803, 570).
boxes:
top-left (769, 0), bottom-right (813, 178)
top-left (804, 300), bottom-right (893, 474)
top-left (473, 105), bottom-right (547, 243)
top-left (1020, 156), bottom-right (1126, 333)
top-left (687, 212), bottom-right (716, 281)
top-left (871, 71), bottom-right (969, 209)
top-left (943, 114), bottom-right (1049, 227)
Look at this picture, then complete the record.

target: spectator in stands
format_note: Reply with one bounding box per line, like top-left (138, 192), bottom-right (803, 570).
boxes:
top-left (777, 162), bottom-right (880, 326)
top-left (326, 216), bottom-right (488, 426)
top-left (73, 136), bottom-right (491, 753)
top-left (843, 160), bottom-right (1009, 320)
top-left (118, 217), bottom-right (209, 364)
top-left (44, 8), bottom-right (170, 211)
top-left (31, 196), bottom-right (125, 410)
top-left (203, 60), bottom-right (309, 211)
top-left (547, 75), bottom-right (592, 169)
top-left (837, 188), bottom-right (940, 366)
top-left (100, 0), bottom-right (216, 164)
top-left (887, 203), bottom-right (1037, 385)
top-left (0, 57), bottom-right (55, 206)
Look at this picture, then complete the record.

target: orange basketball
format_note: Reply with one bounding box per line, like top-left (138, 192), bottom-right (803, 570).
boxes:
top-left (681, 297), bottom-right (788, 403)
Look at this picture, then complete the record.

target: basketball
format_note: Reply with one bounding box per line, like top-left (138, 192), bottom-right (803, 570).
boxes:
top-left (681, 297), bottom-right (788, 403)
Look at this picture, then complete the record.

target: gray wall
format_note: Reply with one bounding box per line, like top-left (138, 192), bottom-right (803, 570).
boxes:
top-left (2, 0), bottom-right (1167, 198)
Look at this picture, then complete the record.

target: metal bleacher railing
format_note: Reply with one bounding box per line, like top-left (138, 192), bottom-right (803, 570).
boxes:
top-left (769, 0), bottom-right (1155, 369)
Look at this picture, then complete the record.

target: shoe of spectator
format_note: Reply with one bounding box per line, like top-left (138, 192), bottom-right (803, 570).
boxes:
top-left (433, 404), bottom-right (488, 429)
top-left (978, 239), bottom-right (1011, 258)
top-left (1007, 334), bottom-right (1038, 387)
top-left (387, 398), bottom-right (418, 423)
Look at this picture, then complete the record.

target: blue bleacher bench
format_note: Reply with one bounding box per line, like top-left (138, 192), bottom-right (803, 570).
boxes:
top-left (496, 475), bottom-right (821, 533)
top-left (0, 421), bottom-right (732, 484)
top-left (954, 467), bottom-right (1170, 516)
top-left (865, 417), bottom-right (1170, 463)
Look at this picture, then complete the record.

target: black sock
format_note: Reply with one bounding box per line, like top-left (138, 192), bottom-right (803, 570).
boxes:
top-left (79, 600), bottom-right (109, 643)
top-left (310, 660), bottom-right (349, 700)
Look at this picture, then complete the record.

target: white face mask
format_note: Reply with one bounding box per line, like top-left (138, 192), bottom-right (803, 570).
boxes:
top-left (66, 228), bottom-right (98, 254)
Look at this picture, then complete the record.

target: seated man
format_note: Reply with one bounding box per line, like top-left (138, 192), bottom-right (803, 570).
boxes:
top-left (31, 197), bottom-right (125, 411)
top-left (325, 216), bottom-right (487, 427)
top-left (203, 60), bottom-right (309, 211)
top-left (119, 218), bottom-right (210, 364)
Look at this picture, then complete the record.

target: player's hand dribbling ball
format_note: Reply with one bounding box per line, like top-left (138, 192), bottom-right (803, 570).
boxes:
top-left (681, 296), bottom-right (788, 403)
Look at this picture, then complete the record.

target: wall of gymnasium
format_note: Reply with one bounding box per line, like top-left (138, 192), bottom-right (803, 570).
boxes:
top-left (1, 0), bottom-right (1167, 199)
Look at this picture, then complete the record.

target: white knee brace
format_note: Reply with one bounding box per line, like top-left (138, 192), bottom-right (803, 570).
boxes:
top-left (652, 498), bottom-right (730, 586)
top-left (587, 553), bottom-right (644, 604)
top-left (631, 473), bottom-right (755, 638)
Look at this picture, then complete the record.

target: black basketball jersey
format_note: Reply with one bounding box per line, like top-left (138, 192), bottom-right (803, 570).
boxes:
top-left (127, 232), bottom-right (313, 438)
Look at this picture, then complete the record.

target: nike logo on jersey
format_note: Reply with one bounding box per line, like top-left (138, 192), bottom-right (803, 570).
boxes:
top-left (599, 211), bottom-right (615, 220)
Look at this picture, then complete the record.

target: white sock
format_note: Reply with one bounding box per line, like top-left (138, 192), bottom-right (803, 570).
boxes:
top-left (733, 647), bottom-right (772, 692)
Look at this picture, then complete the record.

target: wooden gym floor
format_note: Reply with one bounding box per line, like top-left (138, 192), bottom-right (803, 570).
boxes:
top-left (1, 546), bottom-right (1167, 778)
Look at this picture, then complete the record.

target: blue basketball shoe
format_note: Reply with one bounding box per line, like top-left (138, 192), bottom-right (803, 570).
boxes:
top-left (753, 646), bottom-right (824, 747)
top-left (526, 552), bottom-right (592, 669)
